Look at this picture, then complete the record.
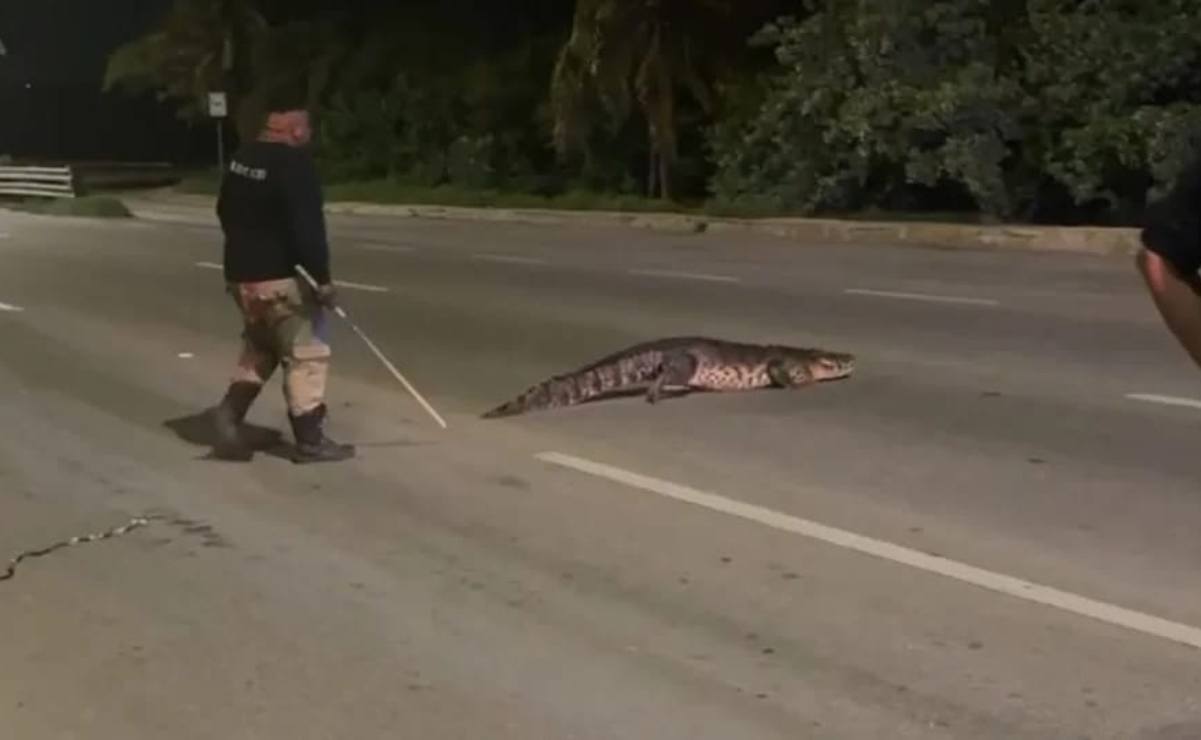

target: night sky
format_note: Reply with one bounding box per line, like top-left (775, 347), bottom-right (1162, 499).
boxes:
top-left (0, 0), bottom-right (171, 87)
top-left (0, 0), bottom-right (196, 162)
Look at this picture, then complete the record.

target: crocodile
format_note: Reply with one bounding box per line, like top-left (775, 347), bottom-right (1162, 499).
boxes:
top-left (481, 336), bottom-right (855, 418)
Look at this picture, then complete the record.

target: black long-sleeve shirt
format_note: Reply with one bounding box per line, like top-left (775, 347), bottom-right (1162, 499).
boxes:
top-left (216, 140), bottom-right (332, 285)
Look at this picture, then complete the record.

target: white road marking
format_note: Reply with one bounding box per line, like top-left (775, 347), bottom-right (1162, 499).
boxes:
top-left (1126, 393), bottom-right (1201, 411)
top-left (358, 243), bottom-right (416, 253)
top-left (0, 301), bottom-right (24, 312)
top-left (472, 253), bottom-right (548, 266)
top-left (330, 279), bottom-right (390, 293)
top-left (137, 211), bottom-right (217, 226)
top-left (178, 352), bottom-right (195, 359)
top-left (194, 262), bottom-right (388, 293)
top-left (536, 451), bottom-right (1201, 652)
top-left (845, 288), bottom-right (998, 307)
top-left (628, 268), bottom-right (741, 284)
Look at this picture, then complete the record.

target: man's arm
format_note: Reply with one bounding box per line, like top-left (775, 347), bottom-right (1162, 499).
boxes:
top-left (1137, 154), bottom-right (1201, 369)
top-left (281, 151), bottom-right (332, 286)
top-left (1137, 248), bottom-right (1201, 370)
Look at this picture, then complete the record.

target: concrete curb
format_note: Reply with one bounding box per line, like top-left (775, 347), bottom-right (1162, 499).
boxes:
top-left (133, 189), bottom-right (1145, 258)
top-left (326, 201), bottom-right (1143, 257)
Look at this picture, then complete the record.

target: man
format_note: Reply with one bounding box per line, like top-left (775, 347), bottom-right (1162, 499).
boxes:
top-left (1136, 152), bottom-right (1201, 371)
top-left (209, 99), bottom-right (355, 464)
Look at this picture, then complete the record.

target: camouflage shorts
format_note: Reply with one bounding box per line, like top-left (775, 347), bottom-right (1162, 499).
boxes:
top-left (228, 277), bottom-right (331, 416)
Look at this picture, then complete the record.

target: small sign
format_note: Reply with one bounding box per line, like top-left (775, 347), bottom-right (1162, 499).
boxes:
top-left (207, 92), bottom-right (228, 118)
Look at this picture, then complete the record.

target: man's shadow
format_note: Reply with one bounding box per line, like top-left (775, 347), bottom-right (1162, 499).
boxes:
top-left (162, 408), bottom-right (294, 462)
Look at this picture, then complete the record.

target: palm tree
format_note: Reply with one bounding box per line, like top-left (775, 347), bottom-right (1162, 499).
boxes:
top-left (550, 0), bottom-right (736, 200)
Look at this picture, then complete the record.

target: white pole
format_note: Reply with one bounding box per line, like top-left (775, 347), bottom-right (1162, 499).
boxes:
top-left (294, 263), bottom-right (448, 430)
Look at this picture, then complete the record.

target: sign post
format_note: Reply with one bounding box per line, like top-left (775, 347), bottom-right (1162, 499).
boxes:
top-left (207, 92), bottom-right (228, 172)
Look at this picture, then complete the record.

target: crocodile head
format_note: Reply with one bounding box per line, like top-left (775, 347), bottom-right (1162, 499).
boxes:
top-left (770, 348), bottom-right (855, 386)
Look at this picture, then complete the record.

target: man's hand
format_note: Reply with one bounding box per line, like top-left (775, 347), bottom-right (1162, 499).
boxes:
top-left (315, 283), bottom-right (338, 308)
top-left (1137, 247), bottom-right (1201, 370)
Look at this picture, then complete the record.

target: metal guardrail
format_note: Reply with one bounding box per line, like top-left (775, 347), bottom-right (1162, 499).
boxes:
top-left (0, 165), bottom-right (78, 199)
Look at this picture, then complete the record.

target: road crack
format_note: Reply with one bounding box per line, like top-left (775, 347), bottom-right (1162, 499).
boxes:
top-left (1, 515), bottom-right (152, 582)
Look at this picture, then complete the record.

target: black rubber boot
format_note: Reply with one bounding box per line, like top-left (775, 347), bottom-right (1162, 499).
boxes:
top-left (288, 404), bottom-right (355, 464)
top-left (211, 381), bottom-right (263, 461)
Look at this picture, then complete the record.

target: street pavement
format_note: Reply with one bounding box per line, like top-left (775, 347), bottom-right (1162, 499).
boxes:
top-left (0, 198), bottom-right (1198, 739)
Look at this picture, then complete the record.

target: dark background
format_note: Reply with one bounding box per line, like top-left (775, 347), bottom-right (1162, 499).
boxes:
top-left (0, 0), bottom-right (210, 163)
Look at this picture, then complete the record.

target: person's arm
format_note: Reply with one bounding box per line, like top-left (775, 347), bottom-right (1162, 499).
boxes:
top-left (281, 150), bottom-right (332, 287)
top-left (1137, 248), bottom-right (1201, 370)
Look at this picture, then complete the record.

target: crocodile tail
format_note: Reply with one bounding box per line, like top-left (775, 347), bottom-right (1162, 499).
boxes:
top-left (481, 379), bottom-right (556, 418)
top-left (481, 350), bottom-right (661, 418)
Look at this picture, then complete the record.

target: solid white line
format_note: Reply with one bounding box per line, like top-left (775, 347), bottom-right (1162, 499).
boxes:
top-left (845, 288), bottom-right (998, 307)
top-left (194, 262), bottom-right (389, 293)
top-left (472, 253), bottom-right (548, 266)
top-left (1126, 393), bottom-right (1201, 411)
top-left (628, 268), bottom-right (741, 284)
top-left (536, 451), bottom-right (1201, 652)
top-left (0, 301), bottom-right (24, 312)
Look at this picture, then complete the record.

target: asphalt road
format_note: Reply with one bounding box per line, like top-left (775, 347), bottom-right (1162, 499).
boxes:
top-left (0, 197), bottom-right (1199, 739)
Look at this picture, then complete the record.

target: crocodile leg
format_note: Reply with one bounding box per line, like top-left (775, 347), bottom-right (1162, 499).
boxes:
top-left (646, 351), bottom-right (698, 404)
top-left (767, 358), bottom-right (810, 388)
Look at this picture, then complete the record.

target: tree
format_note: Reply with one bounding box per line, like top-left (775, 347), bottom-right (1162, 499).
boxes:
top-left (712, 0), bottom-right (1030, 218)
top-left (710, 0), bottom-right (1201, 224)
top-left (1022, 0), bottom-right (1201, 218)
top-left (549, 0), bottom-right (739, 200)
top-left (103, 0), bottom-right (267, 139)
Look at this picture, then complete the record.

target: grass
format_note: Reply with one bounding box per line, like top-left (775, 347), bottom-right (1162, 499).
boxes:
top-left (2, 194), bottom-right (133, 219)
top-left (174, 171), bottom-right (992, 225)
top-left (327, 180), bottom-right (699, 214)
top-left (178, 172), bottom-right (701, 214)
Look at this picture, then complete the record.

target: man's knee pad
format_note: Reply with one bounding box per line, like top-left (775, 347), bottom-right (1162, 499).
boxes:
top-left (283, 340), bottom-right (331, 416)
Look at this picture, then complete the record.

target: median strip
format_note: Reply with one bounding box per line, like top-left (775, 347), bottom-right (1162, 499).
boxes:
top-left (536, 450), bottom-right (1201, 652)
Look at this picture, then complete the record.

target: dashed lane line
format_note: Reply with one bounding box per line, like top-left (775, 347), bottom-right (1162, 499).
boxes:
top-left (845, 288), bottom-right (999, 307)
top-left (472, 253), bottom-right (549, 266)
top-left (628, 268), bottom-right (741, 284)
top-left (326, 279), bottom-right (390, 293)
top-left (357, 243), bottom-right (417, 253)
